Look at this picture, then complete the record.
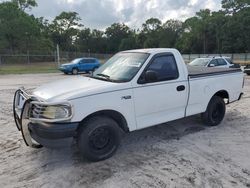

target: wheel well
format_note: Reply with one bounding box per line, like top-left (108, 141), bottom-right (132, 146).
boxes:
top-left (79, 110), bottom-right (129, 133)
top-left (214, 90), bottom-right (229, 102)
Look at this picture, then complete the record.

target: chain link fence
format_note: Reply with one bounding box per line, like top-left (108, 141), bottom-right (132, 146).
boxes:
top-left (0, 51), bottom-right (249, 65)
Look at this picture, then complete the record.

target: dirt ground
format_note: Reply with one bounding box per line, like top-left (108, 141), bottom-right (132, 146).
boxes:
top-left (0, 73), bottom-right (250, 188)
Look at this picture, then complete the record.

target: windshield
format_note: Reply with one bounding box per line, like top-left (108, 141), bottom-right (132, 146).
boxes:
top-left (91, 52), bottom-right (149, 82)
top-left (189, 58), bottom-right (210, 66)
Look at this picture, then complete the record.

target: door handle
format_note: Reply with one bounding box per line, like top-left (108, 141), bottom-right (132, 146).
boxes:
top-left (177, 85), bottom-right (185, 91)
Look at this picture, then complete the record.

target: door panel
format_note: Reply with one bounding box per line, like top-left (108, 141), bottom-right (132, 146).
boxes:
top-left (133, 81), bottom-right (188, 129)
top-left (132, 53), bottom-right (188, 129)
top-left (79, 60), bottom-right (86, 71)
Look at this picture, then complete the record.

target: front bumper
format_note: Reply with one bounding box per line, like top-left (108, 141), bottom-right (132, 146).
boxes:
top-left (59, 67), bottom-right (70, 73)
top-left (29, 122), bottom-right (79, 148)
top-left (13, 89), bottom-right (78, 148)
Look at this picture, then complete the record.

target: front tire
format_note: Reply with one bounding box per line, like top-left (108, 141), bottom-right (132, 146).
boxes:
top-left (77, 116), bottom-right (121, 162)
top-left (201, 96), bottom-right (226, 126)
top-left (72, 68), bottom-right (78, 75)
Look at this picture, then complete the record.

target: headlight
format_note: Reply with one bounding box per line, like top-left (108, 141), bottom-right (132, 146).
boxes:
top-left (42, 105), bottom-right (72, 119)
top-left (30, 102), bottom-right (72, 122)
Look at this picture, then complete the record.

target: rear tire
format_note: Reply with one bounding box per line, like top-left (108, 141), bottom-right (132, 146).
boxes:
top-left (77, 116), bottom-right (121, 162)
top-left (201, 96), bottom-right (225, 126)
top-left (72, 68), bottom-right (78, 75)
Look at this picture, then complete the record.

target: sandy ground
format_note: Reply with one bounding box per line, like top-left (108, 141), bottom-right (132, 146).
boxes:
top-left (0, 73), bottom-right (250, 188)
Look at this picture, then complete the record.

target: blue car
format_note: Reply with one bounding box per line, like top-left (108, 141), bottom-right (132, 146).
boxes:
top-left (59, 58), bottom-right (101, 75)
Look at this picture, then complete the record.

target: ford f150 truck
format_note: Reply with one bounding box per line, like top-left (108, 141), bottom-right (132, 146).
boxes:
top-left (13, 48), bottom-right (244, 161)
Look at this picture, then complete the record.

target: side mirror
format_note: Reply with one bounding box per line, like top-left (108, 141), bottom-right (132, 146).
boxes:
top-left (145, 70), bottom-right (158, 83)
top-left (209, 63), bottom-right (215, 67)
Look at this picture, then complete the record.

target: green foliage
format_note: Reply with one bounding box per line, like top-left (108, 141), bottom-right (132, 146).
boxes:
top-left (0, 2), bottom-right (40, 52)
top-left (12, 0), bottom-right (37, 11)
top-left (222, 0), bottom-right (250, 14)
top-left (0, 0), bottom-right (250, 55)
top-left (105, 23), bottom-right (131, 53)
top-left (49, 11), bottom-right (83, 51)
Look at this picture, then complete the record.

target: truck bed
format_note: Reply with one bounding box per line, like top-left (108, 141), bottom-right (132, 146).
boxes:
top-left (187, 65), bottom-right (242, 79)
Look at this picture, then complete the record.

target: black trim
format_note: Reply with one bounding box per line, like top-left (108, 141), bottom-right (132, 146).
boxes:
top-left (13, 90), bottom-right (21, 131)
top-left (28, 122), bottom-right (79, 140)
top-left (176, 85), bottom-right (185, 91)
top-left (188, 65), bottom-right (242, 79)
top-left (238, 92), bottom-right (243, 100)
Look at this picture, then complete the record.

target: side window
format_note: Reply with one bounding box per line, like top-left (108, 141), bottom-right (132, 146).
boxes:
top-left (209, 59), bottom-right (218, 67)
top-left (144, 55), bottom-right (179, 82)
top-left (79, 60), bottom-right (85, 64)
top-left (85, 59), bottom-right (95, 64)
top-left (217, 59), bottom-right (227, 66)
top-left (225, 58), bottom-right (233, 64)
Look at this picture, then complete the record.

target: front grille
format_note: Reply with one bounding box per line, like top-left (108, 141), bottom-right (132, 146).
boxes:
top-left (30, 103), bottom-right (48, 118)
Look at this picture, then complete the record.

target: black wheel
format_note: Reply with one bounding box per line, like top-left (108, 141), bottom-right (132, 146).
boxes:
top-left (201, 96), bottom-right (225, 126)
top-left (64, 72), bottom-right (68, 75)
top-left (247, 73), bottom-right (250, 76)
top-left (72, 68), bottom-right (78, 75)
top-left (77, 116), bottom-right (121, 161)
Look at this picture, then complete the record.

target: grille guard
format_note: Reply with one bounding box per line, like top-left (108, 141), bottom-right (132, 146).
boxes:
top-left (13, 89), bottom-right (42, 148)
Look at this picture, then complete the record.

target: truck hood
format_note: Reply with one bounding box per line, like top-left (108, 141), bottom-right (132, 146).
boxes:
top-left (33, 76), bottom-right (127, 102)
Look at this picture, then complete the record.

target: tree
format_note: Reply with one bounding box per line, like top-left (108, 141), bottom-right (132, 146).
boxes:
top-left (159, 19), bottom-right (183, 48)
top-left (222, 0), bottom-right (250, 14)
top-left (0, 2), bottom-right (41, 52)
top-left (50, 11), bottom-right (83, 51)
top-left (140, 18), bottom-right (162, 48)
top-left (142, 18), bottom-right (162, 33)
top-left (12, 0), bottom-right (37, 11)
top-left (105, 23), bottom-right (131, 53)
top-left (119, 34), bottom-right (138, 51)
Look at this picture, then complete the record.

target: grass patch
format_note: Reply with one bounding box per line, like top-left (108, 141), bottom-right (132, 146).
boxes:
top-left (0, 63), bottom-right (60, 74)
top-left (0, 59), bottom-right (108, 75)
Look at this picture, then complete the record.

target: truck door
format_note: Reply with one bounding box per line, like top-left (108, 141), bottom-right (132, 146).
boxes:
top-left (132, 53), bottom-right (188, 129)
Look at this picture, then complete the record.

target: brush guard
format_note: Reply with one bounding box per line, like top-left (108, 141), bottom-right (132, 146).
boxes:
top-left (13, 89), bottom-right (42, 148)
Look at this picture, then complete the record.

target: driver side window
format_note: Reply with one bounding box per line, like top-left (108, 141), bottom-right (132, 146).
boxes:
top-left (141, 54), bottom-right (179, 83)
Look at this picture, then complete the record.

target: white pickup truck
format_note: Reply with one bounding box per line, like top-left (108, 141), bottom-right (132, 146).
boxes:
top-left (13, 48), bottom-right (244, 161)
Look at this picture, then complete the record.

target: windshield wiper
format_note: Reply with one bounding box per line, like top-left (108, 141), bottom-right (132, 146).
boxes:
top-left (93, 73), bottom-right (115, 82)
top-left (96, 73), bottom-right (110, 79)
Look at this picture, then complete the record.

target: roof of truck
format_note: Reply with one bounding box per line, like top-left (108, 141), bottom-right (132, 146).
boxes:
top-left (122, 48), bottom-right (178, 54)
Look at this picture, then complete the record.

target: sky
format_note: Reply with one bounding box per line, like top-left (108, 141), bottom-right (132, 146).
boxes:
top-left (22, 0), bottom-right (222, 29)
